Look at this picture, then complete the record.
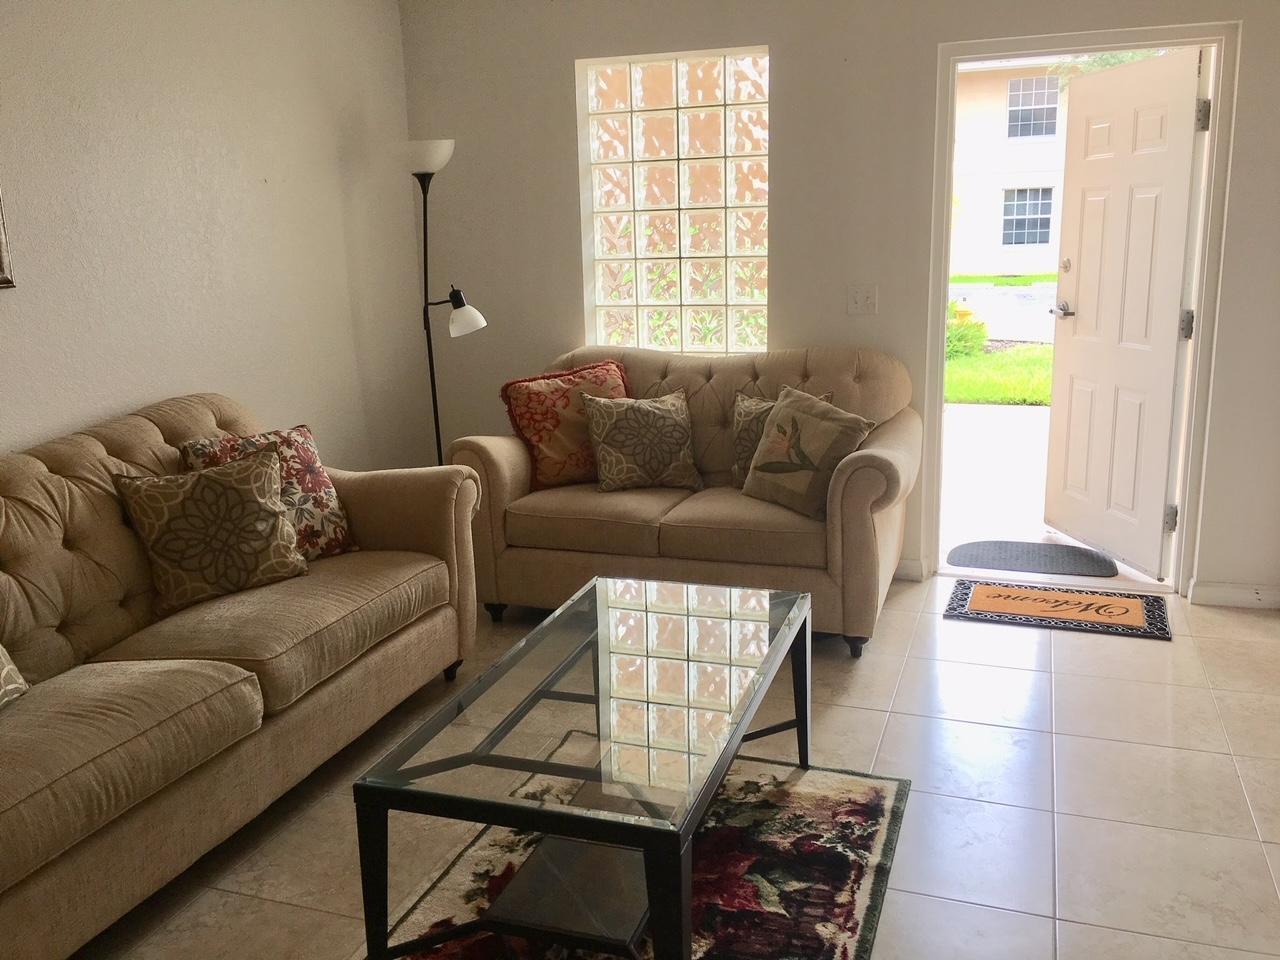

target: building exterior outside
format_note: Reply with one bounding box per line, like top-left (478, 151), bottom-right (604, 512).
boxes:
top-left (948, 58), bottom-right (1070, 342)
top-left (950, 59), bottom-right (1068, 277)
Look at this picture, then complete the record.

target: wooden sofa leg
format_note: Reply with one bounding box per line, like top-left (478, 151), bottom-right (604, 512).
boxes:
top-left (484, 603), bottom-right (507, 624)
top-left (844, 637), bottom-right (867, 659)
top-left (443, 659), bottom-right (463, 682)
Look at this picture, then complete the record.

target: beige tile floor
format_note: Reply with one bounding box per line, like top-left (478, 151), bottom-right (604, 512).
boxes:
top-left (72, 583), bottom-right (1280, 959)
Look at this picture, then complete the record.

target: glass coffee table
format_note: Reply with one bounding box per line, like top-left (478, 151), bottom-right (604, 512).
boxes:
top-left (354, 577), bottom-right (811, 960)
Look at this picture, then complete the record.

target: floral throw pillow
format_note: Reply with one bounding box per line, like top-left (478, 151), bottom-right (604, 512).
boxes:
top-left (501, 361), bottom-right (629, 489)
top-left (114, 450), bottom-right (308, 615)
top-left (0, 644), bottom-right (28, 712)
top-left (743, 387), bottom-right (876, 519)
top-left (180, 424), bottom-right (353, 560)
top-left (583, 390), bottom-right (703, 492)
top-left (731, 390), bottom-right (833, 487)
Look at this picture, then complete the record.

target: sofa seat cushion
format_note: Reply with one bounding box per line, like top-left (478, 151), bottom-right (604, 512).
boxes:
top-left (93, 551), bottom-right (448, 714)
top-left (659, 486), bottom-right (827, 569)
top-left (506, 484), bottom-right (693, 557)
top-left (0, 659), bottom-right (262, 891)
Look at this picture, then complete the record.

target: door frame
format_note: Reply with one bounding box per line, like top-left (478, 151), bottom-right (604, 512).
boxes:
top-left (920, 21), bottom-right (1240, 594)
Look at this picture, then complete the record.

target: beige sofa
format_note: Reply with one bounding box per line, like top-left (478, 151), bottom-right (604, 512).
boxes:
top-left (0, 394), bottom-right (480, 960)
top-left (451, 346), bottom-right (921, 654)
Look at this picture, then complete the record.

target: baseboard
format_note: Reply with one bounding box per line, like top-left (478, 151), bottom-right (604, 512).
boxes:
top-left (894, 557), bottom-right (925, 583)
top-left (1187, 579), bottom-right (1280, 609)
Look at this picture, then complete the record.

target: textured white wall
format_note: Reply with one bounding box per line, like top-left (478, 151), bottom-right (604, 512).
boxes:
top-left (399, 0), bottom-right (1280, 596)
top-left (0, 0), bottom-right (430, 470)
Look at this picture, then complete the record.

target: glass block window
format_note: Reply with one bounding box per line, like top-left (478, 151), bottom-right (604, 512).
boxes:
top-left (1007, 76), bottom-right (1059, 137)
top-left (1002, 187), bottom-right (1053, 245)
top-left (582, 48), bottom-right (769, 353)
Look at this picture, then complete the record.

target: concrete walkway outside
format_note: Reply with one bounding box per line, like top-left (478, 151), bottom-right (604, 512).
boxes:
top-left (941, 403), bottom-right (1051, 550)
top-left (940, 403), bottom-right (1163, 588)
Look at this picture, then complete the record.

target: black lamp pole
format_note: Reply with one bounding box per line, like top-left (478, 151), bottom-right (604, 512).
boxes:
top-left (414, 171), bottom-right (446, 466)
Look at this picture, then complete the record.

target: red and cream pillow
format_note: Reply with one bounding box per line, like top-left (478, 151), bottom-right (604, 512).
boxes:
top-left (179, 425), bottom-right (355, 560)
top-left (501, 361), bottom-right (629, 489)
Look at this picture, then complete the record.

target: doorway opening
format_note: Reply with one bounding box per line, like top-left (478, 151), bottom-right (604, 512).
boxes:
top-left (938, 45), bottom-right (1215, 591)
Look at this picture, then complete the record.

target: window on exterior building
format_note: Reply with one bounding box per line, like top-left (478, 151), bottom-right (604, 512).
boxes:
top-left (1002, 187), bottom-right (1053, 245)
top-left (579, 48), bottom-right (769, 353)
top-left (1007, 76), bottom-right (1059, 137)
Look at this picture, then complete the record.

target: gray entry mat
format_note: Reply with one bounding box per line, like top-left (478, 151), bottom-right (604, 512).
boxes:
top-left (946, 540), bottom-right (1119, 577)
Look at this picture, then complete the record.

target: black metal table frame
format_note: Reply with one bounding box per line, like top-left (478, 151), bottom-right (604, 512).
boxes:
top-left (354, 594), bottom-right (812, 960)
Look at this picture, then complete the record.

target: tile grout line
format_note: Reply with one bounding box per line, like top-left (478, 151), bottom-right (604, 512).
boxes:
top-left (200, 884), bottom-right (367, 923)
top-left (868, 610), bottom-right (920, 771)
top-left (122, 884), bottom-right (365, 959)
top-left (883, 704), bottom-right (1051, 735)
top-left (1204, 664), bottom-right (1280, 911)
top-left (95, 882), bottom-right (210, 960)
top-left (1208, 681), bottom-right (1266, 841)
top-left (1048, 634), bottom-right (1059, 957)
top-left (882, 886), bottom-right (1280, 960)
top-left (895, 768), bottom-right (1263, 841)
top-left (1053, 807), bottom-right (1280, 846)
top-left (880, 697), bottom-right (1264, 757)
top-left (901, 647), bottom-right (1245, 692)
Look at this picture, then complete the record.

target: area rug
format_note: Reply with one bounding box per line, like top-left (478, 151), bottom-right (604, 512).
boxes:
top-left (387, 746), bottom-right (909, 960)
top-left (945, 578), bottom-right (1171, 640)
top-left (946, 540), bottom-right (1118, 577)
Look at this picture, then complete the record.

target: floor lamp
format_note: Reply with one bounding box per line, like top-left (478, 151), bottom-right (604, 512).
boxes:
top-left (409, 139), bottom-right (487, 465)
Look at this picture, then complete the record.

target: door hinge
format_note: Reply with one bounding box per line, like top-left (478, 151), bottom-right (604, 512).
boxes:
top-left (1179, 309), bottom-right (1195, 340)
top-left (1164, 504), bottom-right (1179, 533)
top-left (1195, 98), bottom-right (1212, 132)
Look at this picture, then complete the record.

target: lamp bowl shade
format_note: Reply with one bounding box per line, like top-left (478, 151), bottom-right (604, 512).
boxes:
top-left (407, 139), bottom-right (455, 174)
top-left (449, 304), bottom-right (487, 337)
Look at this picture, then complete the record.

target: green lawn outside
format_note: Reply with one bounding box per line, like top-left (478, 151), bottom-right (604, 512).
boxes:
top-left (945, 344), bottom-right (1053, 406)
top-left (950, 273), bottom-right (1057, 287)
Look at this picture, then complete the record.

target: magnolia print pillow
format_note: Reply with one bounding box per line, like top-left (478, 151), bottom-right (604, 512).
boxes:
top-left (743, 387), bottom-right (875, 519)
top-left (731, 390), bottom-right (833, 487)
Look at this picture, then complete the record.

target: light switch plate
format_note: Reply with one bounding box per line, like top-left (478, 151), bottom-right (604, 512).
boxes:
top-left (847, 282), bottom-right (878, 316)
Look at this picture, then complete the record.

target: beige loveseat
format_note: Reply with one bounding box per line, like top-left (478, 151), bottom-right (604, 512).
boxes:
top-left (0, 394), bottom-right (479, 960)
top-left (451, 346), bottom-right (921, 654)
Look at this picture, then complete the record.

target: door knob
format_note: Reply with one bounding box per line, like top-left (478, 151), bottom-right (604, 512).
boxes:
top-left (1050, 300), bottom-right (1076, 318)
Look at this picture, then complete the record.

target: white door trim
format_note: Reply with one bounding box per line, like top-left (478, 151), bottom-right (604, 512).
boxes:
top-left (920, 21), bottom-right (1240, 596)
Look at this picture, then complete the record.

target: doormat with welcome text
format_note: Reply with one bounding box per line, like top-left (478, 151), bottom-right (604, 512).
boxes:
top-left (944, 579), bottom-right (1171, 640)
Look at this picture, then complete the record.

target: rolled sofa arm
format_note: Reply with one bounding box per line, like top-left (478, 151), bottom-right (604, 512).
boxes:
top-left (825, 406), bottom-right (923, 639)
top-left (328, 465), bottom-right (481, 656)
top-left (448, 435), bottom-right (532, 604)
top-left (827, 406), bottom-right (923, 516)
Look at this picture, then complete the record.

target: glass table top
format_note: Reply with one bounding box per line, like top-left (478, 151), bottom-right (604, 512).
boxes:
top-left (359, 577), bottom-right (810, 831)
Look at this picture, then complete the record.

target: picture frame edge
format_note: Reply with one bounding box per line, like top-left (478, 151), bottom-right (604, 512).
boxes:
top-left (0, 184), bottom-right (13, 288)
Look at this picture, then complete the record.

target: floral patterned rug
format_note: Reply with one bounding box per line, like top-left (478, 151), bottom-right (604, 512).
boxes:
top-left (384, 743), bottom-right (908, 960)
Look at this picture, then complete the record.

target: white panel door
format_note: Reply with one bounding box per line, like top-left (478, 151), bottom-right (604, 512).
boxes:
top-left (1045, 49), bottom-right (1200, 576)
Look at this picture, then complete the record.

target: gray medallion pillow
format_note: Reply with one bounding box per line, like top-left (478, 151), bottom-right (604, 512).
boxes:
top-left (731, 390), bottom-right (832, 487)
top-left (0, 643), bottom-right (29, 711)
top-left (743, 386), bottom-right (876, 519)
top-left (113, 450), bottom-right (308, 615)
top-left (583, 390), bottom-right (703, 492)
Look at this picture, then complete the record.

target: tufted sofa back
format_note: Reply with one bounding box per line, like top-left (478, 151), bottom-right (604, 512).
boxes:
top-left (0, 394), bottom-right (262, 684)
top-left (550, 346), bottom-right (913, 485)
